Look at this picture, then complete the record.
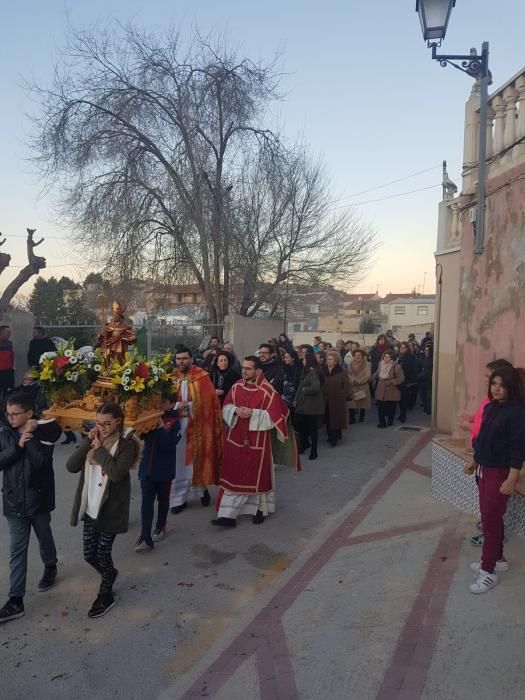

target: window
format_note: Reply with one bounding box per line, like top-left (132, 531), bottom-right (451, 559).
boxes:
top-left (394, 306), bottom-right (405, 315)
top-left (417, 306), bottom-right (428, 316)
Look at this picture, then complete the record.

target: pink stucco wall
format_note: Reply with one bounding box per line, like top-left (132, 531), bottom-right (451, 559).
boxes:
top-left (455, 162), bottom-right (525, 416)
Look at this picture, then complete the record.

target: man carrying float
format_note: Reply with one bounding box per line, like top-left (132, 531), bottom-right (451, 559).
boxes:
top-left (169, 346), bottom-right (223, 514)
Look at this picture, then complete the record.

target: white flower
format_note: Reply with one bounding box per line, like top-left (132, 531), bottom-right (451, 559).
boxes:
top-left (71, 372), bottom-right (79, 381)
top-left (51, 377), bottom-right (56, 382)
top-left (124, 385), bottom-right (130, 391)
top-left (88, 351), bottom-right (95, 359)
top-left (94, 364), bottom-right (101, 372)
top-left (66, 375), bottom-right (73, 381)
top-left (122, 376), bottom-right (129, 385)
top-left (39, 351), bottom-right (57, 363)
top-left (64, 349), bottom-right (73, 357)
top-left (69, 356), bottom-right (78, 364)
top-left (130, 380), bottom-right (136, 388)
top-left (124, 369), bottom-right (132, 376)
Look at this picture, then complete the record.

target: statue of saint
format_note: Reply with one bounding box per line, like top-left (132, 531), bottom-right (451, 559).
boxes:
top-left (99, 301), bottom-right (137, 368)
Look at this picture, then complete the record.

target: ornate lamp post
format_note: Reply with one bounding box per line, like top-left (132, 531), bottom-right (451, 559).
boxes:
top-left (416, 0), bottom-right (490, 254)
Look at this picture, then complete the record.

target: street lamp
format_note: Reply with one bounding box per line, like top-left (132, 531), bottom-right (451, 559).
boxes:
top-left (416, 0), bottom-right (490, 255)
top-left (416, 0), bottom-right (455, 43)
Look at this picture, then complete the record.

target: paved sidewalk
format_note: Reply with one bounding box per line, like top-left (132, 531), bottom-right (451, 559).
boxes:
top-left (169, 432), bottom-right (525, 700)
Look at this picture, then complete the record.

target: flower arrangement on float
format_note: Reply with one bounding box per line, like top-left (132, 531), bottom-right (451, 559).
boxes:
top-left (31, 340), bottom-right (91, 404)
top-left (109, 351), bottom-right (173, 414)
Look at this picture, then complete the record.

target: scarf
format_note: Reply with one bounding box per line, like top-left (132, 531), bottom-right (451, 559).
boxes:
top-left (378, 360), bottom-right (393, 380)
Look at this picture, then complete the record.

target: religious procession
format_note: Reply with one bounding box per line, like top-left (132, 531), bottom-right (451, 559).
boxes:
top-left (0, 304), bottom-right (304, 622)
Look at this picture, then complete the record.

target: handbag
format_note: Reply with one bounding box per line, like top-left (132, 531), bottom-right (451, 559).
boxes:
top-left (353, 389), bottom-right (367, 401)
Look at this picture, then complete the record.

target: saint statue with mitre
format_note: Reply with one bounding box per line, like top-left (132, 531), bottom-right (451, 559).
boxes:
top-left (98, 300), bottom-right (137, 368)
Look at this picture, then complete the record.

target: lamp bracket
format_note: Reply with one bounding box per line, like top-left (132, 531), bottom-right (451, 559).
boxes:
top-left (429, 42), bottom-right (488, 79)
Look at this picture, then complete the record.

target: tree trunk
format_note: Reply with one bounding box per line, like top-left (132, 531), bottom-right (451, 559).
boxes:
top-left (0, 229), bottom-right (46, 314)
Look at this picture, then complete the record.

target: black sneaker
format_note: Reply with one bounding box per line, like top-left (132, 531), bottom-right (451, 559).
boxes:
top-left (211, 517), bottom-right (236, 528)
top-left (88, 593), bottom-right (115, 619)
top-left (252, 510), bottom-right (265, 525)
top-left (38, 565), bottom-right (57, 592)
top-left (170, 502), bottom-right (187, 515)
top-left (0, 599), bottom-right (25, 623)
top-left (200, 488), bottom-right (211, 507)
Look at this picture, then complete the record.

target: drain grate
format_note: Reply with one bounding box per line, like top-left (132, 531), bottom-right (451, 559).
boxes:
top-left (399, 426), bottom-right (422, 432)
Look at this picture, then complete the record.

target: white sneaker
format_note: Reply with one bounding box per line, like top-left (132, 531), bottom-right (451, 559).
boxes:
top-left (152, 528), bottom-right (165, 542)
top-left (469, 570), bottom-right (498, 594)
top-left (470, 559), bottom-right (509, 572)
top-left (134, 537), bottom-right (153, 552)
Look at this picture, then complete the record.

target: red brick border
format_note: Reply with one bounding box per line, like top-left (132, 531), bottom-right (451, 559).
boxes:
top-left (181, 432), bottom-right (452, 699)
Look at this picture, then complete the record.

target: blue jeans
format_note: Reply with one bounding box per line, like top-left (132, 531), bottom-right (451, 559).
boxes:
top-left (6, 512), bottom-right (57, 598)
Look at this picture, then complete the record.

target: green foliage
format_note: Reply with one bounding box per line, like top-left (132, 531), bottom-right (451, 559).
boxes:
top-left (29, 276), bottom-right (97, 324)
top-left (359, 316), bottom-right (376, 334)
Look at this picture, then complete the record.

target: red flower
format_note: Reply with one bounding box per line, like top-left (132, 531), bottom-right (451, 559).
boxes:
top-left (52, 355), bottom-right (70, 377)
top-left (53, 356), bottom-right (69, 368)
top-left (134, 363), bottom-right (150, 379)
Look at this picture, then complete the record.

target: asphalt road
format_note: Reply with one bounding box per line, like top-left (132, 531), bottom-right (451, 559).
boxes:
top-left (0, 410), bottom-right (429, 699)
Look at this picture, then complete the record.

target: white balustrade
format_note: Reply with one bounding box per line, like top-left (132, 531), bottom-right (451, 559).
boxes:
top-left (464, 68), bottom-right (525, 185)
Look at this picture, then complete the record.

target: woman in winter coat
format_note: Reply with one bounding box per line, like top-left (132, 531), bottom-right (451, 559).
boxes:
top-left (210, 351), bottom-right (241, 406)
top-left (66, 402), bottom-right (140, 619)
top-left (372, 351), bottom-right (405, 428)
top-left (397, 341), bottom-right (418, 423)
top-left (294, 353), bottom-right (325, 460)
top-left (347, 349), bottom-right (371, 424)
top-left (417, 344), bottom-right (433, 415)
top-left (281, 350), bottom-right (303, 414)
top-left (322, 351), bottom-right (352, 446)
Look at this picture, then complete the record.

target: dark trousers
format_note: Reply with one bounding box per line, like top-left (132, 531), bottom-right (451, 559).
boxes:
top-left (349, 408), bottom-right (366, 423)
top-left (377, 400), bottom-right (396, 427)
top-left (83, 515), bottom-right (116, 595)
top-left (479, 467), bottom-right (511, 574)
top-left (399, 385), bottom-right (418, 421)
top-left (406, 384), bottom-right (418, 410)
top-left (140, 478), bottom-right (172, 539)
top-left (295, 414), bottom-right (318, 455)
top-left (6, 511), bottom-right (57, 598)
top-left (419, 381), bottom-right (432, 414)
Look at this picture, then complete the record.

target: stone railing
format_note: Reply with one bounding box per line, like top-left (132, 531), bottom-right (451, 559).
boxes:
top-left (462, 67), bottom-right (525, 193)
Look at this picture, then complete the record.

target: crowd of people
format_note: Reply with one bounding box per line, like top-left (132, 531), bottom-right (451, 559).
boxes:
top-left (2, 322), bottom-right (519, 627)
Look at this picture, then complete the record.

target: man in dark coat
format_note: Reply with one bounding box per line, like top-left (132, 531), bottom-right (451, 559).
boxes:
top-left (258, 343), bottom-right (284, 394)
top-left (0, 392), bottom-right (60, 624)
top-left (27, 327), bottom-right (57, 368)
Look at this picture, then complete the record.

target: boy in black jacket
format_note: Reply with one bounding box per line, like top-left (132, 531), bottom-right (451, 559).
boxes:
top-left (0, 393), bottom-right (61, 623)
top-left (135, 393), bottom-right (181, 551)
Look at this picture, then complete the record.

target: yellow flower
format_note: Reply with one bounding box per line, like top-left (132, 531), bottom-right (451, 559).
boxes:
top-left (40, 366), bottom-right (53, 381)
top-left (134, 376), bottom-right (146, 392)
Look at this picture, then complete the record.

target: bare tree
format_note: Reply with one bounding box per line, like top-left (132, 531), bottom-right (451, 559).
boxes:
top-left (0, 229), bottom-right (47, 314)
top-left (230, 150), bottom-right (376, 316)
top-left (29, 22), bottom-right (376, 330)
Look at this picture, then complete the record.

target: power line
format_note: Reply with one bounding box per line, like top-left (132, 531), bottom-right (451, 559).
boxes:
top-left (331, 183), bottom-right (441, 208)
top-left (330, 164), bottom-right (442, 204)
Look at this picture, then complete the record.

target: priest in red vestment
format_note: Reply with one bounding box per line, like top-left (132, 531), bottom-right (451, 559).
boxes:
top-left (212, 355), bottom-right (290, 527)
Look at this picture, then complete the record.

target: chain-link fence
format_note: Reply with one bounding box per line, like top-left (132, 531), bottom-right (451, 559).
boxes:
top-left (45, 322), bottom-right (224, 357)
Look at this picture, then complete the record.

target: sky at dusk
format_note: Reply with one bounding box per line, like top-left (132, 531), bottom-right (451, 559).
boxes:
top-left (1, 0), bottom-right (525, 300)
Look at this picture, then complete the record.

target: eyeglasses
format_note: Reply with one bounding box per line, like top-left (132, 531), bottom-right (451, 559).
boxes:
top-left (6, 411), bottom-right (27, 419)
top-left (96, 420), bottom-right (117, 429)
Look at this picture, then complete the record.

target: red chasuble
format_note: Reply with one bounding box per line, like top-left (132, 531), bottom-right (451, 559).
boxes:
top-left (220, 373), bottom-right (289, 495)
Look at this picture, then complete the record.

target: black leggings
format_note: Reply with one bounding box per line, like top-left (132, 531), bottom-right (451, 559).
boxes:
top-left (83, 515), bottom-right (116, 595)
